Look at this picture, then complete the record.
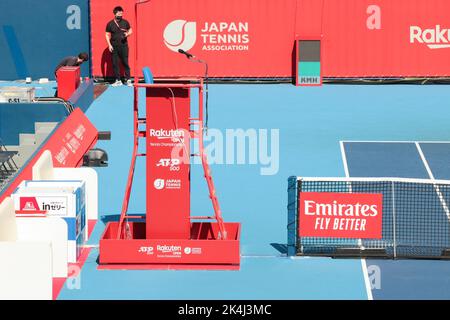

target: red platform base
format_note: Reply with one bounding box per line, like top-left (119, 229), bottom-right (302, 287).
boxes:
top-left (97, 263), bottom-right (240, 271)
top-left (99, 221), bottom-right (240, 270)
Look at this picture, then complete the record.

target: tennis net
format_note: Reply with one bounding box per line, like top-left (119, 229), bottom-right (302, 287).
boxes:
top-left (287, 176), bottom-right (450, 259)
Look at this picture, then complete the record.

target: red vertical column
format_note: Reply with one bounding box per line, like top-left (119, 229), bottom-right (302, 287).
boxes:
top-left (146, 86), bottom-right (191, 239)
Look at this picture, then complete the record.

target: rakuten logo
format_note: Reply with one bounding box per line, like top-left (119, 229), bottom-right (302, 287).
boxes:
top-left (157, 245), bottom-right (182, 253)
top-left (410, 25), bottom-right (450, 49)
top-left (149, 129), bottom-right (185, 139)
top-left (303, 200), bottom-right (379, 217)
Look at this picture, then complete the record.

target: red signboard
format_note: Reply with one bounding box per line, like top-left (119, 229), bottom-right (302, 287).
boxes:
top-left (0, 108), bottom-right (98, 204)
top-left (91, 0), bottom-right (450, 79)
top-left (145, 87), bottom-right (191, 239)
top-left (302, 0), bottom-right (450, 77)
top-left (90, 0), bottom-right (297, 78)
top-left (298, 192), bottom-right (383, 239)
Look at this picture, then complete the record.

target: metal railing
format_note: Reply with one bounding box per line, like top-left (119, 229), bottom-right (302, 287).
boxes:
top-left (0, 138), bottom-right (18, 191)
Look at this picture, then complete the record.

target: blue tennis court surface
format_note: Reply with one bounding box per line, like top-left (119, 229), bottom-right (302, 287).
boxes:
top-left (343, 141), bottom-right (450, 299)
top-left (420, 143), bottom-right (450, 180)
top-left (342, 142), bottom-right (429, 178)
top-left (54, 83), bottom-right (450, 300)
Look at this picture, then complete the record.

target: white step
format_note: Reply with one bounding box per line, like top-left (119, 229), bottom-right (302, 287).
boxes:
top-left (19, 134), bottom-right (36, 146)
top-left (4, 122), bottom-right (58, 168)
top-left (34, 122), bottom-right (58, 146)
top-left (14, 134), bottom-right (36, 167)
top-left (16, 144), bottom-right (38, 167)
top-left (4, 146), bottom-right (19, 152)
top-left (35, 131), bottom-right (50, 146)
top-left (34, 122), bottom-right (58, 133)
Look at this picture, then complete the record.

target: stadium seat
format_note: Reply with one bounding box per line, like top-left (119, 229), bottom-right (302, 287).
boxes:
top-left (143, 66), bottom-right (154, 84)
top-left (0, 196), bottom-right (68, 300)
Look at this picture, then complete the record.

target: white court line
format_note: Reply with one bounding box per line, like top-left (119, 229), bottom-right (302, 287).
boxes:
top-left (361, 259), bottom-right (373, 300)
top-left (416, 142), bottom-right (436, 180)
top-left (415, 142), bottom-right (450, 221)
top-left (341, 140), bottom-right (416, 144)
top-left (340, 141), bottom-right (372, 300)
top-left (289, 256), bottom-right (312, 260)
top-left (339, 141), bottom-right (350, 178)
top-left (417, 141), bottom-right (450, 144)
top-left (340, 142), bottom-right (363, 247)
top-left (343, 140), bottom-right (450, 144)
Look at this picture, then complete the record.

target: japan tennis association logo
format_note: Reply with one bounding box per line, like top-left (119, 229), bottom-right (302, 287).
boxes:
top-left (163, 20), bottom-right (197, 52)
top-left (154, 179), bottom-right (165, 190)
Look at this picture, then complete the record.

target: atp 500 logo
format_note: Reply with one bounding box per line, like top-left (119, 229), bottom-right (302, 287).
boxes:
top-left (156, 158), bottom-right (181, 171)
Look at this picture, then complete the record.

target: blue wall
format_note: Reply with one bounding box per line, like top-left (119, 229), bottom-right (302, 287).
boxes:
top-left (0, 103), bottom-right (68, 145)
top-left (0, 79), bottom-right (95, 145)
top-left (0, 0), bottom-right (90, 80)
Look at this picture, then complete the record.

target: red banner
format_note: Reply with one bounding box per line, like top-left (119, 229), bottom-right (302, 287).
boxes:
top-left (304, 0), bottom-right (450, 77)
top-left (0, 108), bottom-right (98, 204)
top-left (91, 0), bottom-right (450, 78)
top-left (145, 87), bottom-right (190, 239)
top-left (298, 192), bottom-right (383, 239)
top-left (90, 0), bottom-right (297, 78)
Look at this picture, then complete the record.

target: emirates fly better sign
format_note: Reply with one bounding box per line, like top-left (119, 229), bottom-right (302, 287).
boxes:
top-left (298, 193), bottom-right (383, 239)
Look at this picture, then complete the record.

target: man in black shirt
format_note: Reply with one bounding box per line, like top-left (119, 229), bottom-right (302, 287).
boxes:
top-left (54, 52), bottom-right (89, 77)
top-left (106, 6), bottom-right (133, 86)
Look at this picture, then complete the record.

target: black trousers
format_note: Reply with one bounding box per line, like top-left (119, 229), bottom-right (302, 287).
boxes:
top-left (112, 44), bottom-right (130, 81)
